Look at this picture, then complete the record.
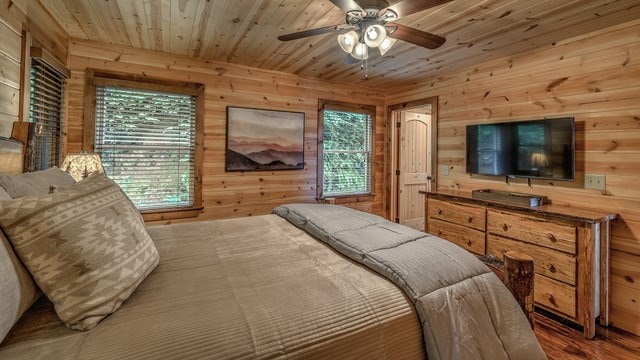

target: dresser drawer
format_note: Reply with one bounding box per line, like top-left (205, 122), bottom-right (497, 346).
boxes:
top-left (428, 218), bottom-right (486, 255)
top-left (486, 234), bottom-right (576, 285)
top-left (428, 199), bottom-right (486, 231)
top-left (535, 275), bottom-right (577, 318)
top-left (486, 210), bottom-right (576, 254)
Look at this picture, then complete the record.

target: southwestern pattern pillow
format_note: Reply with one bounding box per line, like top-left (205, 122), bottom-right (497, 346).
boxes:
top-left (0, 173), bottom-right (159, 330)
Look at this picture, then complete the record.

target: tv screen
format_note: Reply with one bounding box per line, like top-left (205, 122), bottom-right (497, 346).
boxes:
top-left (466, 117), bottom-right (575, 181)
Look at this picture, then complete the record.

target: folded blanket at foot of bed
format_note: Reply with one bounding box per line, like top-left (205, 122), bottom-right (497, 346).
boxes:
top-left (273, 204), bottom-right (546, 360)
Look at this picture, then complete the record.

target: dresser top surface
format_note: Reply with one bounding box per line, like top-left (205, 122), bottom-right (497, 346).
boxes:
top-left (420, 190), bottom-right (618, 224)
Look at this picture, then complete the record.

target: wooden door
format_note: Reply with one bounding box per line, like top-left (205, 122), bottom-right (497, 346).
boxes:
top-left (398, 111), bottom-right (432, 230)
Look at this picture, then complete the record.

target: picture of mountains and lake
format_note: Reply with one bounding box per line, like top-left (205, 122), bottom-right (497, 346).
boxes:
top-left (226, 107), bottom-right (305, 171)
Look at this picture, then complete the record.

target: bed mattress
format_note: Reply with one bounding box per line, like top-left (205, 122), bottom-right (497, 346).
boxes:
top-left (0, 214), bottom-right (425, 359)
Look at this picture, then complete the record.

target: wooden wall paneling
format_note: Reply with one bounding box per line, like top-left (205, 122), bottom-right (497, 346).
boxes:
top-left (66, 39), bottom-right (387, 224)
top-left (169, 0), bottom-right (200, 55)
top-left (115, 0), bottom-right (150, 49)
top-left (390, 19), bottom-right (640, 335)
top-left (38, 0), bottom-right (88, 40)
top-left (185, 0), bottom-right (216, 58)
top-left (0, 15), bottom-right (21, 136)
top-left (256, 1), bottom-right (340, 70)
top-left (244, 0), bottom-right (311, 68)
top-left (84, 0), bottom-right (131, 46)
top-left (25, 0), bottom-right (69, 64)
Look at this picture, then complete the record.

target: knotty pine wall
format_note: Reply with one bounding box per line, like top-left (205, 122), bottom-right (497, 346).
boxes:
top-left (65, 39), bottom-right (388, 220)
top-left (388, 19), bottom-right (640, 335)
top-left (0, 0), bottom-right (68, 137)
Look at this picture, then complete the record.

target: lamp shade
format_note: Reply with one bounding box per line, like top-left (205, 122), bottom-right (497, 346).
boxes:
top-left (364, 24), bottom-right (387, 47)
top-left (60, 153), bottom-right (105, 182)
top-left (338, 31), bottom-right (359, 53)
top-left (351, 42), bottom-right (369, 60)
top-left (530, 153), bottom-right (549, 167)
top-left (378, 37), bottom-right (396, 55)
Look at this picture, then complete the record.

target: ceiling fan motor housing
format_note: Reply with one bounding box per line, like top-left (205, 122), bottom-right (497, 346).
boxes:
top-left (345, 0), bottom-right (395, 26)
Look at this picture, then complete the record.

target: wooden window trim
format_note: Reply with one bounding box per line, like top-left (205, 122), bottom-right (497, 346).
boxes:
top-left (317, 99), bottom-right (376, 200)
top-left (84, 70), bottom-right (204, 220)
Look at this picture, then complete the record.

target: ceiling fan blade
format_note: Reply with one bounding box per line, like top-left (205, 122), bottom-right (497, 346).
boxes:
top-left (385, 0), bottom-right (453, 18)
top-left (330, 0), bottom-right (364, 13)
top-left (278, 25), bottom-right (341, 41)
top-left (387, 23), bottom-right (445, 49)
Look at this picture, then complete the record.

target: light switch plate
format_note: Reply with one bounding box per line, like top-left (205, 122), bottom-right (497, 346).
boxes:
top-left (585, 174), bottom-right (605, 190)
top-left (440, 165), bottom-right (449, 176)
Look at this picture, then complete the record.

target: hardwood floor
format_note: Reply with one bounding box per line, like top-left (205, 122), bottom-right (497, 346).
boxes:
top-left (535, 315), bottom-right (640, 359)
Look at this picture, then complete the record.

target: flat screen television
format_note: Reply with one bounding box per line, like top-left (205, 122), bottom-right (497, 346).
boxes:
top-left (466, 117), bottom-right (575, 181)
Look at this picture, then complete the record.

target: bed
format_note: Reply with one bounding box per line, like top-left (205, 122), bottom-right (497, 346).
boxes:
top-left (0, 137), bottom-right (545, 359)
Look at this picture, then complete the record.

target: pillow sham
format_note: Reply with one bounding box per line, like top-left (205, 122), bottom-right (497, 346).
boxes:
top-left (0, 173), bottom-right (159, 330)
top-left (0, 167), bottom-right (75, 198)
top-left (0, 230), bottom-right (40, 343)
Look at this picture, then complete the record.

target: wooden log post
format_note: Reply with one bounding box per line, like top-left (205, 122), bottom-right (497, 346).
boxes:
top-left (504, 251), bottom-right (535, 329)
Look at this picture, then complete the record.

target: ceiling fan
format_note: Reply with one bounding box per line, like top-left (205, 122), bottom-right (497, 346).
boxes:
top-left (278, 0), bottom-right (452, 63)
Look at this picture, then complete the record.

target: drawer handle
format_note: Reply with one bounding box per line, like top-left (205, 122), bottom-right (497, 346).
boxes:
top-left (437, 209), bottom-right (443, 215)
top-left (437, 230), bottom-right (443, 236)
top-left (466, 239), bottom-right (472, 246)
top-left (467, 216), bottom-right (473, 223)
top-left (502, 223), bottom-right (509, 231)
top-left (547, 233), bottom-right (557, 242)
top-left (548, 294), bottom-right (558, 307)
top-left (549, 264), bottom-right (557, 273)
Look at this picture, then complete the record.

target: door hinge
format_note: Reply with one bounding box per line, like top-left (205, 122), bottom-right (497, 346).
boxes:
top-left (427, 176), bottom-right (432, 180)
top-left (396, 121), bottom-right (401, 128)
top-left (395, 170), bottom-right (400, 176)
top-left (395, 218), bottom-right (400, 223)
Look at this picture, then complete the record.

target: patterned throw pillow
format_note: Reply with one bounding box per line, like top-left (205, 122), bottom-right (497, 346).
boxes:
top-left (0, 173), bottom-right (159, 330)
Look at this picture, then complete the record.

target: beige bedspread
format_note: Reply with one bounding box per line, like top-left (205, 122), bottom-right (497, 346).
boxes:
top-left (0, 214), bottom-right (425, 359)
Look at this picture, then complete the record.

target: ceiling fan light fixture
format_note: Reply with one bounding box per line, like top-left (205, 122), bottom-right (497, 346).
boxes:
top-left (351, 42), bottom-right (369, 60)
top-left (378, 37), bottom-right (396, 55)
top-left (382, 9), bottom-right (398, 21)
top-left (364, 24), bottom-right (386, 47)
top-left (338, 30), bottom-right (359, 53)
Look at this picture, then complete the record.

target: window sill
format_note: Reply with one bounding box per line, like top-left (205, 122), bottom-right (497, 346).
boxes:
top-left (141, 207), bottom-right (203, 222)
top-left (319, 194), bottom-right (375, 204)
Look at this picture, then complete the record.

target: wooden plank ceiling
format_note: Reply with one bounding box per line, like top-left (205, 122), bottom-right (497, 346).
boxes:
top-left (39, 0), bottom-right (640, 90)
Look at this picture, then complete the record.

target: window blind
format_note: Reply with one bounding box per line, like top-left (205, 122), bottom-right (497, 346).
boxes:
top-left (29, 58), bottom-right (66, 171)
top-left (322, 109), bottom-right (373, 196)
top-left (95, 85), bottom-right (196, 211)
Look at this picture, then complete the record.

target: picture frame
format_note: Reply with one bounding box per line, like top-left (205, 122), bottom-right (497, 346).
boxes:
top-left (226, 106), bottom-right (305, 171)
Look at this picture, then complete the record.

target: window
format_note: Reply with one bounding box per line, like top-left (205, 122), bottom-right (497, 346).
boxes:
top-left (319, 101), bottom-right (374, 197)
top-left (91, 76), bottom-right (203, 216)
top-left (28, 57), bottom-right (67, 171)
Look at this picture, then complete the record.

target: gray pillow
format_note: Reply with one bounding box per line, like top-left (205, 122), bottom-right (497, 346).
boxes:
top-left (0, 167), bottom-right (75, 198)
top-left (0, 230), bottom-right (40, 343)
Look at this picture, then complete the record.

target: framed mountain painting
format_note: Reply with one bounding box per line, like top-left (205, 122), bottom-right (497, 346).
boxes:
top-left (226, 106), bottom-right (305, 171)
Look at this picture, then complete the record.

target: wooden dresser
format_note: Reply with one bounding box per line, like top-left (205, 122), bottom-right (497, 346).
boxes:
top-left (420, 191), bottom-right (617, 339)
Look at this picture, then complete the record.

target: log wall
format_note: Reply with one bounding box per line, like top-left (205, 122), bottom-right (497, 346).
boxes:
top-left (65, 39), bottom-right (388, 220)
top-left (388, 19), bottom-right (640, 335)
top-left (0, 0), bottom-right (68, 137)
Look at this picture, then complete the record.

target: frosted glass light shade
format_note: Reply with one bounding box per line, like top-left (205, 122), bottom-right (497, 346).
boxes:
top-left (382, 9), bottom-right (398, 21)
top-left (364, 24), bottom-right (387, 47)
top-left (60, 153), bottom-right (105, 181)
top-left (351, 42), bottom-right (369, 60)
top-left (378, 37), bottom-right (396, 55)
top-left (338, 31), bottom-right (359, 53)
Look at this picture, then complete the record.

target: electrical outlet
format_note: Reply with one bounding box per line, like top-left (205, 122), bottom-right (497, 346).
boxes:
top-left (585, 174), bottom-right (606, 190)
top-left (440, 165), bottom-right (449, 176)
